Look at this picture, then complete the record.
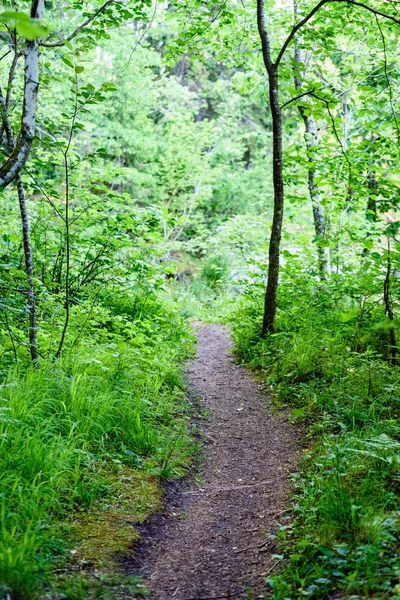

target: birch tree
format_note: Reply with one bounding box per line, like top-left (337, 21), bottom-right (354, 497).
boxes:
top-left (293, 37), bottom-right (331, 277)
top-left (0, 0), bottom-right (140, 364)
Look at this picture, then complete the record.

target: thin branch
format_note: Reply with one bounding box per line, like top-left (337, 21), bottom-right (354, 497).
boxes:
top-left (6, 30), bottom-right (20, 110)
top-left (0, 285), bottom-right (28, 294)
top-left (55, 68), bottom-right (79, 359)
top-left (281, 88), bottom-right (315, 109)
top-left (275, 0), bottom-right (400, 68)
top-left (0, 49), bottom-right (11, 62)
top-left (121, 0), bottom-right (159, 73)
top-left (0, 312), bottom-right (18, 363)
top-left (0, 91), bottom-right (15, 149)
top-left (309, 92), bottom-right (352, 169)
top-left (41, 0), bottom-right (119, 47)
top-left (374, 15), bottom-right (400, 146)
top-left (23, 168), bottom-right (66, 221)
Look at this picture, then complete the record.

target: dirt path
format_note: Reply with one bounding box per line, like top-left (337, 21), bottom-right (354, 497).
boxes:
top-left (133, 324), bottom-right (297, 599)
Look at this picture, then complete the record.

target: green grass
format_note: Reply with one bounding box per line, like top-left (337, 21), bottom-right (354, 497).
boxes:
top-left (232, 281), bottom-right (400, 599)
top-left (165, 275), bottom-right (238, 324)
top-left (0, 308), bottom-right (195, 599)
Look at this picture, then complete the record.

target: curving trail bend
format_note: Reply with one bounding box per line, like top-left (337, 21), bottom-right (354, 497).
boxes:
top-left (134, 324), bottom-right (297, 600)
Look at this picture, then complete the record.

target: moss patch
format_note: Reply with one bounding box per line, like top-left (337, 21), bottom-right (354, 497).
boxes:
top-left (71, 467), bottom-right (162, 569)
top-left (73, 513), bottom-right (140, 567)
top-left (48, 467), bottom-right (162, 597)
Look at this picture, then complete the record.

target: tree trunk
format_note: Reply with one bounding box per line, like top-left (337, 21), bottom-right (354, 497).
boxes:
top-left (0, 0), bottom-right (44, 188)
top-left (257, 0), bottom-right (285, 334)
top-left (16, 174), bottom-right (40, 367)
top-left (366, 170), bottom-right (378, 222)
top-left (384, 238), bottom-right (397, 365)
top-left (55, 155), bottom-right (71, 359)
top-left (1, 85), bottom-right (40, 367)
top-left (294, 42), bottom-right (330, 277)
top-left (262, 67), bottom-right (284, 334)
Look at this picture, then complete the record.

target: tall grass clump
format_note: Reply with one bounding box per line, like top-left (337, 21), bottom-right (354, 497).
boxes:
top-left (232, 254), bottom-right (400, 599)
top-left (0, 296), bottom-right (194, 599)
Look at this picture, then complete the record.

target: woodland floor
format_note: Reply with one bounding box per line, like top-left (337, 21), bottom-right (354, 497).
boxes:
top-left (131, 324), bottom-right (298, 600)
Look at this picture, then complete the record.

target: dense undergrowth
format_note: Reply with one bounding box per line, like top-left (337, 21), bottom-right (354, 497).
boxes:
top-left (1, 0), bottom-right (400, 598)
top-left (231, 257), bottom-right (400, 599)
top-left (0, 292), bottom-right (195, 600)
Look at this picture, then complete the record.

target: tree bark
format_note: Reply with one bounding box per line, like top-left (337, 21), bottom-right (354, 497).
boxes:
top-left (262, 68), bottom-right (284, 334)
top-left (16, 174), bottom-right (40, 367)
top-left (366, 170), bottom-right (378, 222)
top-left (384, 238), bottom-right (397, 365)
top-left (0, 0), bottom-right (44, 189)
top-left (1, 86), bottom-right (40, 367)
top-left (294, 42), bottom-right (331, 277)
top-left (257, 0), bottom-right (284, 334)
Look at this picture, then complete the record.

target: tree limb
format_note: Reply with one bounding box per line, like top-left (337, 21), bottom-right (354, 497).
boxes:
top-left (275, 0), bottom-right (400, 68)
top-left (374, 14), bottom-right (400, 146)
top-left (41, 0), bottom-right (119, 47)
top-left (309, 91), bottom-right (352, 169)
top-left (281, 88), bottom-right (315, 109)
top-left (0, 49), bottom-right (11, 62)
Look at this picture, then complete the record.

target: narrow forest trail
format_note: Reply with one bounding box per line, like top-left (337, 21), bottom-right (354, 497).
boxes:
top-left (133, 324), bottom-right (297, 599)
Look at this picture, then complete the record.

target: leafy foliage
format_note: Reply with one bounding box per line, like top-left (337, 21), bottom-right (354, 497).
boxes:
top-left (1, 0), bottom-right (400, 597)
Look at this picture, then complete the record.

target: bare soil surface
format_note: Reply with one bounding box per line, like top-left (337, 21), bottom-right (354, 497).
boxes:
top-left (132, 324), bottom-right (297, 600)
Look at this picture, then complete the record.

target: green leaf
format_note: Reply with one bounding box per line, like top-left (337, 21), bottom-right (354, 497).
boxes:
top-left (1, 11), bottom-right (49, 40)
top-left (1, 10), bottom-right (30, 20)
top-left (103, 82), bottom-right (117, 91)
top-left (16, 20), bottom-right (48, 40)
top-left (364, 239), bottom-right (374, 251)
top-left (340, 313), bottom-right (356, 323)
top-left (61, 56), bottom-right (74, 69)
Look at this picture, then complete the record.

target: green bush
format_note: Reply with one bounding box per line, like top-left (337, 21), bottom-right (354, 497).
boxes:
top-left (232, 263), bottom-right (400, 599)
top-left (0, 297), bottom-right (194, 599)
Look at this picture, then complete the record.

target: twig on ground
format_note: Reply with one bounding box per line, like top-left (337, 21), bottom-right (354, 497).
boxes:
top-left (184, 593), bottom-right (243, 600)
top-left (263, 560), bottom-right (280, 577)
top-left (182, 480), bottom-right (273, 495)
top-left (235, 539), bottom-right (273, 554)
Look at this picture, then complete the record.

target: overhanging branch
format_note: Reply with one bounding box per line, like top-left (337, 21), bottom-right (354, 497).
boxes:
top-left (41, 0), bottom-right (119, 47)
top-left (309, 91), bottom-right (352, 169)
top-left (275, 0), bottom-right (400, 68)
top-left (281, 88), bottom-right (315, 109)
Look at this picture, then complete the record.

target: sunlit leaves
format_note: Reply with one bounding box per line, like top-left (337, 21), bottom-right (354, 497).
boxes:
top-left (0, 10), bottom-right (50, 40)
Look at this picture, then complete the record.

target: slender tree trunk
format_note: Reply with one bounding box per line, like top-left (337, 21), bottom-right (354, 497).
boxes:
top-left (16, 174), bottom-right (40, 367)
top-left (366, 170), bottom-right (378, 222)
top-left (384, 238), bottom-right (397, 365)
top-left (294, 42), bottom-right (330, 277)
top-left (257, 0), bottom-right (285, 334)
top-left (1, 84), bottom-right (40, 367)
top-left (262, 68), bottom-right (284, 334)
top-left (362, 170), bottom-right (378, 255)
top-left (55, 155), bottom-right (70, 359)
top-left (55, 73), bottom-right (78, 359)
